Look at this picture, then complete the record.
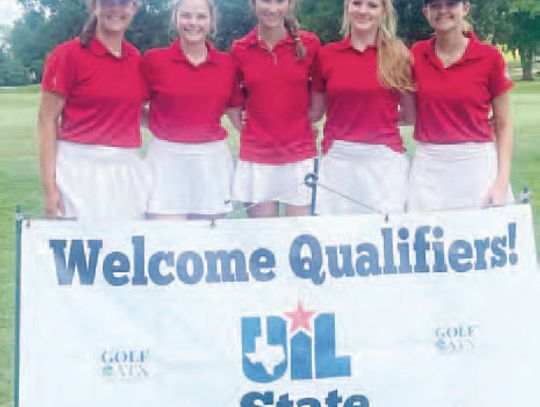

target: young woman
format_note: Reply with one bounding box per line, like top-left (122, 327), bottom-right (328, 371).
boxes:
top-left (142, 0), bottom-right (240, 220)
top-left (228, 0), bottom-right (321, 218)
top-left (312, 0), bottom-right (415, 216)
top-left (408, 0), bottom-right (514, 211)
top-left (38, 0), bottom-right (150, 220)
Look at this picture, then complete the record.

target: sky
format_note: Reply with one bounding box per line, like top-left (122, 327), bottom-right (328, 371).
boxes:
top-left (0, 0), bottom-right (22, 26)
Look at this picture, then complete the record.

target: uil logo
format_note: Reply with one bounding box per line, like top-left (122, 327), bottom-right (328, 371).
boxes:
top-left (241, 302), bottom-right (351, 383)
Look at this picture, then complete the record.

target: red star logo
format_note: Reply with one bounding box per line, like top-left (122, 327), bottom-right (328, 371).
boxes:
top-left (284, 302), bottom-right (316, 333)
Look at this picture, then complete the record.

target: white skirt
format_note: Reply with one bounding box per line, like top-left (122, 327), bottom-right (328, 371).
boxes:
top-left (407, 142), bottom-right (514, 212)
top-left (233, 158), bottom-right (315, 206)
top-left (56, 141), bottom-right (151, 221)
top-left (145, 138), bottom-right (233, 215)
top-left (317, 141), bottom-right (409, 215)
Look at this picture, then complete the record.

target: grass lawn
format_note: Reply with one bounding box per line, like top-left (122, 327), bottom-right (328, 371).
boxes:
top-left (0, 79), bottom-right (539, 406)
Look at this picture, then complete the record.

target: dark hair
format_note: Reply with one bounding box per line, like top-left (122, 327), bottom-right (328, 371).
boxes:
top-left (284, 16), bottom-right (306, 61)
top-left (80, 13), bottom-right (98, 48)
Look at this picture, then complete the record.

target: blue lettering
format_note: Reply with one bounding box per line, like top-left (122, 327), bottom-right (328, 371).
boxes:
top-left (448, 240), bottom-right (473, 272)
top-left (314, 314), bottom-right (351, 379)
top-left (205, 250), bottom-right (248, 283)
top-left (355, 243), bottom-right (380, 276)
top-left (289, 235), bottom-right (325, 285)
top-left (176, 251), bottom-right (204, 284)
top-left (413, 226), bottom-right (431, 273)
top-left (50, 239), bottom-right (102, 285)
top-left (132, 236), bottom-right (148, 285)
top-left (148, 252), bottom-right (174, 285)
top-left (103, 252), bottom-right (130, 286)
top-left (250, 248), bottom-right (276, 282)
top-left (381, 228), bottom-right (397, 275)
top-left (490, 236), bottom-right (508, 268)
top-left (240, 391), bottom-right (273, 407)
top-left (326, 246), bottom-right (355, 278)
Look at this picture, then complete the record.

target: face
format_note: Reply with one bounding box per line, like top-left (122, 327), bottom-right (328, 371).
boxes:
top-left (347, 0), bottom-right (385, 34)
top-left (93, 0), bottom-right (137, 34)
top-left (253, 0), bottom-right (290, 30)
top-left (176, 0), bottom-right (213, 44)
top-left (423, 0), bottom-right (470, 33)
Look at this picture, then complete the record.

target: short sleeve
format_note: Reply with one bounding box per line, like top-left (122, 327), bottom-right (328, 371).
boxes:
top-left (228, 64), bottom-right (244, 108)
top-left (41, 44), bottom-right (76, 98)
top-left (489, 50), bottom-right (513, 97)
top-left (140, 53), bottom-right (154, 101)
top-left (311, 49), bottom-right (326, 92)
top-left (228, 46), bottom-right (245, 107)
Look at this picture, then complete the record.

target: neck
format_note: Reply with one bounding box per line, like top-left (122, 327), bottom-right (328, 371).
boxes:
top-left (435, 28), bottom-right (467, 52)
top-left (96, 28), bottom-right (124, 57)
top-left (180, 38), bottom-right (208, 64)
top-left (257, 24), bottom-right (286, 48)
top-left (350, 27), bottom-right (378, 51)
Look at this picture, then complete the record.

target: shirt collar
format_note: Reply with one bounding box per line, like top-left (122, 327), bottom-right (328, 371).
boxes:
top-left (336, 36), bottom-right (377, 53)
top-left (169, 38), bottom-right (218, 66)
top-left (424, 31), bottom-right (487, 68)
top-left (88, 36), bottom-right (135, 60)
top-left (245, 27), bottom-right (296, 49)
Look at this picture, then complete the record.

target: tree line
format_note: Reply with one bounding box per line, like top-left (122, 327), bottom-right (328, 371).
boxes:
top-left (1, 0), bottom-right (538, 86)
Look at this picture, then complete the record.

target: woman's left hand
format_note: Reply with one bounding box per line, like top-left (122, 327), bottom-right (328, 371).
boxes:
top-left (483, 179), bottom-right (509, 207)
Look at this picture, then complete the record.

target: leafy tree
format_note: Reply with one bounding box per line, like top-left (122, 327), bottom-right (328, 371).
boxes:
top-left (214, 0), bottom-right (255, 50)
top-left (501, 0), bottom-right (540, 80)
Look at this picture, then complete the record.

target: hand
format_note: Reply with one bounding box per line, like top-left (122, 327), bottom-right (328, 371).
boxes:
top-left (43, 185), bottom-right (65, 218)
top-left (482, 179), bottom-right (508, 208)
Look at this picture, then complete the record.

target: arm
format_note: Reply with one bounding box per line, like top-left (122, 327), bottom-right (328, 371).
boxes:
top-left (309, 90), bottom-right (326, 123)
top-left (398, 92), bottom-right (416, 126)
top-left (483, 92), bottom-right (513, 206)
top-left (141, 102), bottom-right (149, 129)
top-left (38, 91), bottom-right (65, 218)
top-left (226, 107), bottom-right (244, 132)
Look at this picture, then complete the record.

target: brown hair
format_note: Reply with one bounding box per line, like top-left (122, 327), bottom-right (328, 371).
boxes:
top-left (251, 0), bottom-right (306, 61)
top-left (80, 0), bottom-right (98, 48)
top-left (341, 0), bottom-right (414, 92)
top-left (172, 0), bottom-right (218, 37)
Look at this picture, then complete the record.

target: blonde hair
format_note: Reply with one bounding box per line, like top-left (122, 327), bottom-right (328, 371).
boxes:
top-left (341, 0), bottom-right (415, 93)
top-left (251, 0), bottom-right (306, 60)
top-left (173, 0), bottom-right (218, 37)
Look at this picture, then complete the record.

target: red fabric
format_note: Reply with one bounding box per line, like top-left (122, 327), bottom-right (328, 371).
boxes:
top-left (231, 29), bottom-right (320, 164)
top-left (412, 32), bottom-right (513, 144)
top-left (142, 39), bottom-right (241, 143)
top-left (313, 37), bottom-right (404, 154)
top-left (42, 37), bottom-right (146, 148)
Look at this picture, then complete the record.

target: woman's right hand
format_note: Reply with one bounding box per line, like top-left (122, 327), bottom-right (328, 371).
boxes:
top-left (43, 185), bottom-right (65, 218)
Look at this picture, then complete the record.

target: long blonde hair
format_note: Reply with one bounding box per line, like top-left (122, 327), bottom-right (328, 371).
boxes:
top-left (341, 0), bottom-right (414, 92)
top-left (250, 0), bottom-right (306, 60)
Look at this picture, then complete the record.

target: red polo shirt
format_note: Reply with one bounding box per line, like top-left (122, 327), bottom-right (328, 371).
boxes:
top-left (42, 37), bottom-right (146, 148)
top-left (231, 29), bottom-right (320, 164)
top-left (142, 39), bottom-right (241, 143)
top-left (412, 32), bottom-right (513, 144)
top-left (312, 37), bottom-right (404, 154)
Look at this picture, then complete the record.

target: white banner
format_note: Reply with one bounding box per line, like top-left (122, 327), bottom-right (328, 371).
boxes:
top-left (18, 205), bottom-right (539, 407)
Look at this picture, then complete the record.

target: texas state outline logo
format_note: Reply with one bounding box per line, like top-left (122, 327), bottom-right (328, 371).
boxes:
top-left (241, 302), bottom-right (351, 383)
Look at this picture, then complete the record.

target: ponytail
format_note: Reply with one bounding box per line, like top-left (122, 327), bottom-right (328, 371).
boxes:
top-left (80, 13), bottom-right (97, 48)
top-left (284, 16), bottom-right (306, 61)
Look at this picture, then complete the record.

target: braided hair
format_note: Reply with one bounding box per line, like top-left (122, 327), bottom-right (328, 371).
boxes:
top-left (80, 0), bottom-right (98, 48)
top-left (284, 15), bottom-right (306, 61)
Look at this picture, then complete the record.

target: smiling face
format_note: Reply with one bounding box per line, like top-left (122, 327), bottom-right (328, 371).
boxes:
top-left (252, 0), bottom-right (291, 30)
top-left (423, 0), bottom-right (470, 33)
top-left (93, 0), bottom-right (137, 34)
top-left (347, 0), bottom-right (385, 35)
top-left (175, 0), bottom-right (213, 45)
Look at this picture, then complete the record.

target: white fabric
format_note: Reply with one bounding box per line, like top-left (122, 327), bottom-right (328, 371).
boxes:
top-left (56, 141), bottom-right (151, 221)
top-left (317, 141), bottom-right (409, 215)
top-left (233, 158), bottom-right (315, 206)
top-left (145, 138), bottom-right (233, 215)
top-left (408, 142), bottom-right (514, 212)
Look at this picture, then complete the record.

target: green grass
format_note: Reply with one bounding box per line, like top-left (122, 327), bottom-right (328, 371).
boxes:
top-left (1, 80), bottom-right (539, 406)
